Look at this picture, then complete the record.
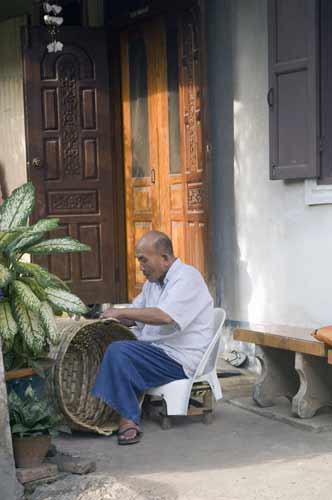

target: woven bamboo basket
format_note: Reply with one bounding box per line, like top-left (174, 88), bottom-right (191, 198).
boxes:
top-left (49, 319), bottom-right (136, 436)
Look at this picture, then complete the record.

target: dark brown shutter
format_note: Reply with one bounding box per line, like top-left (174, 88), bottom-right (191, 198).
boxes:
top-left (268, 0), bottom-right (319, 180)
top-left (319, 0), bottom-right (332, 183)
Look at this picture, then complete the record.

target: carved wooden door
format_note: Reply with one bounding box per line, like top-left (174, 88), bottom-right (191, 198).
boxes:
top-left (24, 28), bottom-right (122, 304)
top-left (121, 11), bottom-right (208, 299)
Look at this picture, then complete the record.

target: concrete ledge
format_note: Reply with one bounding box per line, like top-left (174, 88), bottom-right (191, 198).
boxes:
top-left (0, 343), bottom-right (24, 499)
top-left (227, 396), bottom-right (332, 432)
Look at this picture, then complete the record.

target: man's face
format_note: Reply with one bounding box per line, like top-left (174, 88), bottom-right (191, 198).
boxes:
top-left (135, 243), bottom-right (170, 283)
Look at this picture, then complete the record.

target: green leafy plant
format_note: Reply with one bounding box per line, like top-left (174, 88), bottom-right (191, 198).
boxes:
top-left (8, 385), bottom-right (70, 438)
top-left (0, 182), bottom-right (90, 371)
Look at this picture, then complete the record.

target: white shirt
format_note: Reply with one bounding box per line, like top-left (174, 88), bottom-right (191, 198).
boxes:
top-left (131, 258), bottom-right (214, 377)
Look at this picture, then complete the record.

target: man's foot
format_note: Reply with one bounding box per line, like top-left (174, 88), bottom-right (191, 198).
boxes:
top-left (118, 420), bottom-right (142, 445)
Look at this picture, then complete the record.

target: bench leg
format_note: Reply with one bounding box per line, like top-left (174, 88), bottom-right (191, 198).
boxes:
top-left (292, 352), bottom-right (332, 418)
top-left (253, 346), bottom-right (299, 407)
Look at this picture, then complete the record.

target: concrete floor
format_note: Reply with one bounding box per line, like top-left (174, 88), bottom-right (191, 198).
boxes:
top-left (54, 376), bottom-right (332, 500)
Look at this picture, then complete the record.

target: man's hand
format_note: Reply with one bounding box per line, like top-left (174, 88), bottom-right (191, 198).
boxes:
top-left (101, 308), bottom-right (125, 320)
top-left (101, 308), bottom-right (135, 327)
top-left (101, 307), bottom-right (174, 326)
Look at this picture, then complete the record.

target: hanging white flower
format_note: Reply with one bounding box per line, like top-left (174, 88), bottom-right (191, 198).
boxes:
top-left (44, 15), bottom-right (64, 26)
top-left (43, 2), bottom-right (64, 52)
top-left (43, 3), bottom-right (62, 15)
top-left (47, 40), bottom-right (64, 53)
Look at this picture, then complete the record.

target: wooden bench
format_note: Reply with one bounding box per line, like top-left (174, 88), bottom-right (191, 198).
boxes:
top-left (234, 324), bottom-right (332, 418)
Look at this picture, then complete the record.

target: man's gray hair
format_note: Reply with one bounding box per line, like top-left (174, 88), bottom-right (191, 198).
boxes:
top-left (136, 230), bottom-right (175, 256)
top-left (152, 231), bottom-right (174, 256)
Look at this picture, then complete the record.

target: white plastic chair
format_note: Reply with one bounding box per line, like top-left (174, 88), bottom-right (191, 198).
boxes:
top-left (146, 307), bottom-right (226, 423)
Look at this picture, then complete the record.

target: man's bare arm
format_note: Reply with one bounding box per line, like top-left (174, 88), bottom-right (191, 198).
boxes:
top-left (102, 307), bottom-right (173, 325)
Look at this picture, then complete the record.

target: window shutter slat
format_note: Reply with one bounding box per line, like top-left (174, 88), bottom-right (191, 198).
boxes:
top-left (268, 0), bottom-right (319, 180)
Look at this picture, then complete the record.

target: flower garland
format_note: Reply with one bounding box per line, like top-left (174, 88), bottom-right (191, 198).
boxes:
top-left (43, 2), bottom-right (64, 53)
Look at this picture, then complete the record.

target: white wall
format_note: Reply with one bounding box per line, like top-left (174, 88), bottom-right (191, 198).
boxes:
top-left (208, 0), bottom-right (332, 329)
top-left (0, 16), bottom-right (28, 197)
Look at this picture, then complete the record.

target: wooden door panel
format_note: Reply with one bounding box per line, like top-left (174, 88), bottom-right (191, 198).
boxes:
top-left (81, 89), bottom-right (96, 130)
top-left (44, 140), bottom-right (60, 180)
top-left (42, 89), bottom-right (58, 130)
top-left (187, 221), bottom-right (207, 276)
top-left (24, 27), bottom-right (118, 304)
top-left (78, 224), bottom-right (102, 280)
top-left (83, 140), bottom-right (98, 179)
top-left (133, 186), bottom-right (153, 215)
top-left (170, 221), bottom-right (186, 262)
top-left (169, 183), bottom-right (184, 214)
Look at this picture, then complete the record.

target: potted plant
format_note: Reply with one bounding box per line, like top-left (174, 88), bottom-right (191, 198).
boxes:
top-left (8, 384), bottom-right (70, 468)
top-left (0, 181), bottom-right (90, 379)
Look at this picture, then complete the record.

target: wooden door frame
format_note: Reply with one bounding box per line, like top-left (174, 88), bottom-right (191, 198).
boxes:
top-left (106, 30), bottom-right (128, 302)
top-left (198, 0), bottom-right (215, 298)
top-left (105, 0), bottom-right (202, 30)
top-left (107, 0), bottom-right (215, 299)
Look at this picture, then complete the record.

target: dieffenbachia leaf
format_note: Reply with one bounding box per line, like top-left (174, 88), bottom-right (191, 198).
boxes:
top-left (0, 263), bottom-right (13, 287)
top-left (0, 301), bottom-right (18, 349)
top-left (25, 237), bottom-right (91, 255)
top-left (16, 262), bottom-right (70, 291)
top-left (0, 228), bottom-right (29, 251)
top-left (12, 296), bottom-right (45, 356)
top-left (11, 280), bottom-right (41, 312)
top-left (45, 287), bottom-right (88, 315)
top-left (6, 218), bottom-right (60, 255)
top-left (20, 277), bottom-right (48, 301)
top-left (28, 218), bottom-right (60, 233)
top-left (0, 182), bottom-right (35, 230)
top-left (39, 301), bottom-right (60, 345)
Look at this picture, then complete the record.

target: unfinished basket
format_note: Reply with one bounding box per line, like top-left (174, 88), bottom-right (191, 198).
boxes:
top-left (50, 319), bottom-right (136, 436)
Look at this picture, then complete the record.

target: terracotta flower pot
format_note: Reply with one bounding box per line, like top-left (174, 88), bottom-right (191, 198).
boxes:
top-left (12, 435), bottom-right (51, 468)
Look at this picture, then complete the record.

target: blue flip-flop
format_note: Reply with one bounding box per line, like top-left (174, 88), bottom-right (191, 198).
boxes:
top-left (117, 426), bottom-right (142, 445)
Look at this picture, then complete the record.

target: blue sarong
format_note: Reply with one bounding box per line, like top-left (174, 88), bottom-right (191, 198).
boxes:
top-left (92, 340), bottom-right (187, 424)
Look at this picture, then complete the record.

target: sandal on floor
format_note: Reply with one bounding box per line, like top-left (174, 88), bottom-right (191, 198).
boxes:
top-left (117, 425), bottom-right (142, 445)
top-left (222, 350), bottom-right (247, 368)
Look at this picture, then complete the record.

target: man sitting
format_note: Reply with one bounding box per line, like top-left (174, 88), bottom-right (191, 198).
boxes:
top-left (92, 231), bottom-right (214, 445)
